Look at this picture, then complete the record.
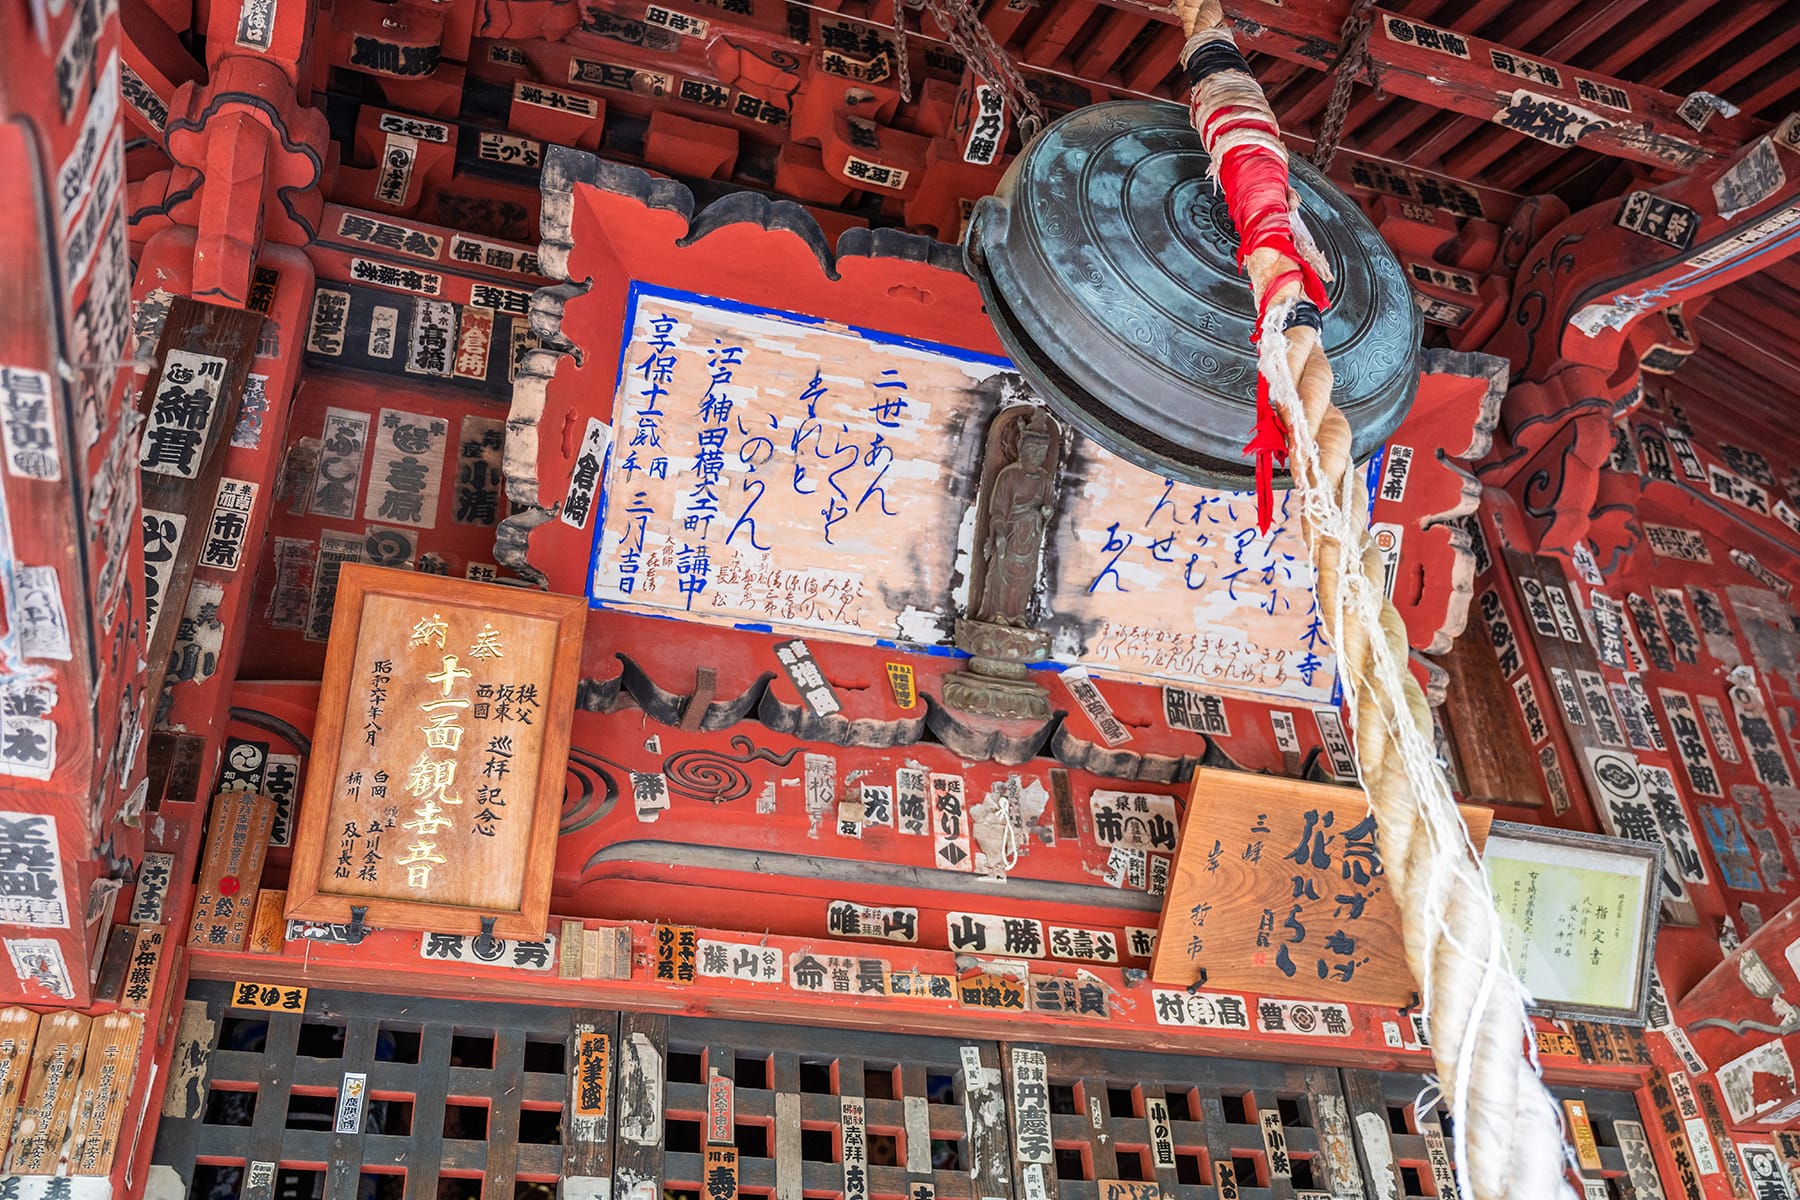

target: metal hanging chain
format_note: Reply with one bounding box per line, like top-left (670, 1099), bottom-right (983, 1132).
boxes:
top-left (891, 0), bottom-right (915, 103)
top-left (1311, 0), bottom-right (1379, 170)
top-left (897, 0), bottom-right (1048, 141)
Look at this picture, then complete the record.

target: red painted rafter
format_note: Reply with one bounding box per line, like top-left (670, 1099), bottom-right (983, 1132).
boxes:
top-left (1440, 0), bottom-right (1738, 184)
top-left (1306, 0), bottom-right (1498, 137)
top-left (1730, 40), bottom-right (1800, 120)
top-left (1468, 2), bottom-right (1568, 56)
top-left (1021, 0), bottom-right (1098, 70)
top-left (1677, 351), bottom-right (1800, 429)
top-left (1641, 10), bottom-right (1800, 103)
top-left (1122, 24), bottom-right (1185, 94)
top-left (1073, 8), bottom-right (1153, 85)
top-left (1535, 0), bottom-right (1658, 65)
top-left (1637, 0), bottom-right (1785, 89)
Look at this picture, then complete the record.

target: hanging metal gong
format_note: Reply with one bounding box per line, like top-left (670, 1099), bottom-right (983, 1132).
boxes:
top-left (965, 100), bottom-right (1421, 489)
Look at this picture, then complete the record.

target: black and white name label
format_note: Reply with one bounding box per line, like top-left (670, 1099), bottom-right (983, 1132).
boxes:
top-left (141, 350), bottom-right (228, 479)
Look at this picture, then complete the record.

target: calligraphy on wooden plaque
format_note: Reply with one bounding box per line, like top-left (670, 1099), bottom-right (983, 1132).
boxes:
top-left (286, 566), bottom-right (584, 938)
top-left (188, 792), bottom-right (275, 951)
top-left (1151, 768), bottom-right (1491, 1006)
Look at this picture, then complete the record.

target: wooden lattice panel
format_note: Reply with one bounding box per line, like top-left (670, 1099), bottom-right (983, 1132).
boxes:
top-left (152, 982), bottom-right (1655, 1200)
top-left (1344, 1068), bottom-right (1643, 1200)
top-left (154, 981), bottom-right (571, 1200)
top-left (656, 1014), bottom-right (1006, 1200)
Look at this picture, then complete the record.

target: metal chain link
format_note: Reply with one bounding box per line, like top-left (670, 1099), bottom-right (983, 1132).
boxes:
top-left (891, 0), bottom-right (914, 103)
top-left (1310, 0), bottom-right (1378, 171)
top-left (909, 0), bottom-right (1047, 141)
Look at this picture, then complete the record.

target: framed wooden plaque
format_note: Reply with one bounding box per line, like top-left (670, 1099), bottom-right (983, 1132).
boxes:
top-left (286, 565), bottom-right (585, 939)
top-left (1482, 821), bottom-right (1661, 1024)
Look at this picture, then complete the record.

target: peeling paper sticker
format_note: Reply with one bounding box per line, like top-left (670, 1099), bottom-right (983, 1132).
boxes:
top-left (1011, 1048), bottom-right (1051, 1164)
top-left (14, 566), bottom-right (72, 661)
top-left (561, 418), bottom-right (610, 530)
top-left (0, 367), bottom-right (62, 482)
top-left (1612, 1120), bottom-right (1667, 1200)
top-left (1312, 1094), bottom-right (1359, 1198)
top-left (1356, 1109), bottom-right (1400, 1200)
top-left (1270, 710), bottom-right (1300, 753)
top-left (1495, 89), bottom-right (1609, 148)
top-left (826, 900), bottom-right (915, 943)
top-left (0, 812), bottom-right (69, 926)
top-left (1718, 1039), bottom-right (1796, 1125)
top-left (1716, 138), bottom-right (1786, 221)
top-left (1062, 665), bottom-right (1131, 746)
top-left (632, 772), bottom-right (670, 821)
top-left (1680, 90), bottom-right (1740, 132)
top-left (841, 1097), bottom-right (867, 1200)
top-left (619, 1031), bottom-right (663, 1146)
top-left (5, 938), bottom-right (73, 999)
top-left (960, 1046), bottom-right (1009, 1188)
top-left (1739, 1143), bottom-right (1792, 1200)
top-left (334, 1073), bottom-right (368, 1133)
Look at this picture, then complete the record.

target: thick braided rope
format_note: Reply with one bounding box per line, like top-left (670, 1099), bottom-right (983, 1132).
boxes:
top-left (1174, 4), bottom-right (1578, 1198)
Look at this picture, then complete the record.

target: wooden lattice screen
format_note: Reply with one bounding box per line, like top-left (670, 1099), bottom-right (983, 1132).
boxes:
top-left (154, 981), bottom-right (1646, 1200)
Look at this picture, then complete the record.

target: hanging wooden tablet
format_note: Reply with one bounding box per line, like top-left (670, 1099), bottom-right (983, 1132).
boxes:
top-left (286, 565), bottom-right (585, 939)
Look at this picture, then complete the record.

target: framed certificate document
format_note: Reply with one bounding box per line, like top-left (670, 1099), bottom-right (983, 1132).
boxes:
top-left (1483, 822), bottom-right (1662, 1024)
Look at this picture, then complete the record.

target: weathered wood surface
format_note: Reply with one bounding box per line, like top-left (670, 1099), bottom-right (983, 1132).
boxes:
top-left (5, 1011), bottom-right (89, 1172)
top-left (1151, 767), bottom-right (1492, 1007)
top-left (287, 564), bottom-right (585, 938)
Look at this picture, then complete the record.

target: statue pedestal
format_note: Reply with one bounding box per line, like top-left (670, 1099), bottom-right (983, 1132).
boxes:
top-left (941, 619), bottom-right (1052, 721)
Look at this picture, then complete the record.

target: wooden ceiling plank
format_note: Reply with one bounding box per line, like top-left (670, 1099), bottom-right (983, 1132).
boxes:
top-left (1252, 57), bottom-right (1309, 96)
top-left (1498, 146), bottom-right (1620, 198)
top-left (1695, 297), bottom-right (1800, 358)
top-left (1122, 23), bottom-right (1185, 94)
top-left (1729, 60), bottom-right (1800, 122)
top-left (1719, 269), bottom-right (1800, 314)
top-left (1637, 0), bottom-right (1784, 89)
top-left (1674, 14), bottom-right (1800, 99)
top-left (1021, 0), bottom-right (1097, 69)
top-left (1761, 255), bottom-right (1800, 289)
top-left (1659, 366), bottom-right (1795, 449)
top-left (1441, 122), bottom-right (1543, 182)
top-left (1486, 141), bottom-right (1591, 191)
top-left (1072, 8), bottom-right (1153, 82)
top-left (978, 0), bottom-right (1035, 53)
top-left (1471, 3), bottom-right (1565, 54)
top-left (1274, 74), bottom-right (1337, 129)
top-left (1681, 332), bottom-right (1800, 401)
top-left (1538, 0), bottom-right (1657, 63)
top-left (1348, 107), bottom-right (1439, 159)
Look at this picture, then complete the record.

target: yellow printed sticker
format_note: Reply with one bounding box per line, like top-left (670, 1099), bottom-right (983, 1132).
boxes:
top-left (231, 981), bottom-right (308, 1012)
top-left (886, 662), bottom-right (917, 709)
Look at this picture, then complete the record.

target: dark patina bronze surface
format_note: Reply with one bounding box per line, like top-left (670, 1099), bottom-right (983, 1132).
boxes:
top-left (966, 101), bottom-right (1421, 489)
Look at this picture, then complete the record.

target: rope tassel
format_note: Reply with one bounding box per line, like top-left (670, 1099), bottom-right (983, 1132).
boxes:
top-left (1244, 372), bottom-right (1288, 533)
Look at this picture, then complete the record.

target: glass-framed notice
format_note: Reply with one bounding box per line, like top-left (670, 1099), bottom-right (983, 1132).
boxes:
top-left (1482, 822), bottom-right (1662, 1025)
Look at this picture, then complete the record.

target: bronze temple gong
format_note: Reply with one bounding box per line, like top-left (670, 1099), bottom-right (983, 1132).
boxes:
top-left (964, 101), bottom-right (1422, 490)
